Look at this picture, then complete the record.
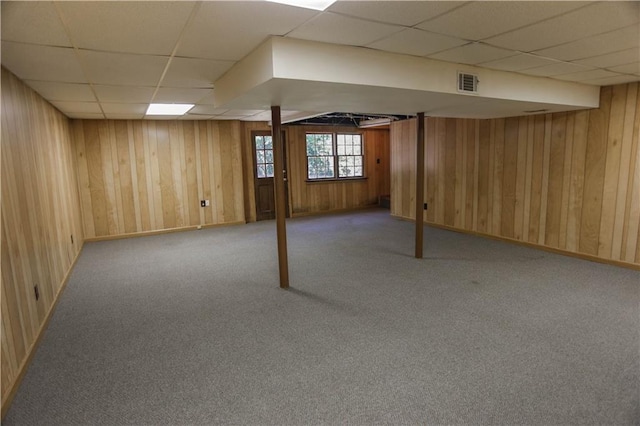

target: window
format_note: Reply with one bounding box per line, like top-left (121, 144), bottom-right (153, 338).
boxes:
top-left (255, 134), bottom-right (274, 178)
top-left (306, 133), bottom-right (363, 180)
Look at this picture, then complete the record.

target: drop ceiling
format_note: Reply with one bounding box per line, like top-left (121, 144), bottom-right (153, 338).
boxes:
top-left (1, 1), bottom-right (638, 120)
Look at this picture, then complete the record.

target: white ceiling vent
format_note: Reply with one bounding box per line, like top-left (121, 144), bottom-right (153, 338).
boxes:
top-left (458, 72), bottom-right (479, 94)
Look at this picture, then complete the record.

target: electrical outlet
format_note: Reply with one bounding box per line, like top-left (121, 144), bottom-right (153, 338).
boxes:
top-left (424, 203), bottom-right (428, 210)
top-left (205, 200), bottom-right (210, 206)
top-left (34, 285), bottom-right (39, 301)
top-left (201, 200), bottom-right (206, 207)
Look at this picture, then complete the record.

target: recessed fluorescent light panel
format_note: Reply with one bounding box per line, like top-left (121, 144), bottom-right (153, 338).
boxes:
top-left (267, 0), bottom-right (336, 11)
top-left (146, 103), bottom-right (194, 116)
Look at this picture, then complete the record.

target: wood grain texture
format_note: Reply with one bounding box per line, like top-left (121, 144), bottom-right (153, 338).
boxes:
top-left (286, 125), bottom-right (390, 217)
top-left (73, 120), bottom-right (246, 237)
top-left (390, 83), bottom-right (640, 266)
top-left (1, 68), bottom-right (84, 411)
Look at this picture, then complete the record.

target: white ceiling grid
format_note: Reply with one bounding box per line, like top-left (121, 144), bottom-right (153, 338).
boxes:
top-left (0, 0), bottom-right (638, 120)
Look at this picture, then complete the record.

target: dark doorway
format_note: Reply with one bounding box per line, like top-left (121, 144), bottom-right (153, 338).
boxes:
top-left (252, 131), bottom-right (289, 221)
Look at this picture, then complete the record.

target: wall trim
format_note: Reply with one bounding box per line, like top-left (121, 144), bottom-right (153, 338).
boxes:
top-left (392, 214), bottom-right (640, 271)
top-left (84, 221), bottom-right (246, 242)
top-left (1, 242), bottom-right (85, 419)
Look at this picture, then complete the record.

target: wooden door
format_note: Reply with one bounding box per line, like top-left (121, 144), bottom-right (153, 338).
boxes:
top-left (253, 131), bottom-right (289, 221)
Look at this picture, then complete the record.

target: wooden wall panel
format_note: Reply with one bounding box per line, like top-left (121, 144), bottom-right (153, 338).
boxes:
top-left (281, 125), bottom-right (390, 218)
top-left (73, 120), bottom-right (246, 238)
top-left (1, 68), bottom-right (84, 409)
top-left (390, 83), bottom-right (640, 267)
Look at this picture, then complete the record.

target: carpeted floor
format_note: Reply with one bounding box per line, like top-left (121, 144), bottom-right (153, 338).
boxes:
top-left (4, 209), bottom-right (639, 425)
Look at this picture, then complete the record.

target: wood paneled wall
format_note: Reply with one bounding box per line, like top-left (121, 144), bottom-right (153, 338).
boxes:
top-left (72, 120), bottom-right (246, 238)
top-left (286, 125), bottom-right (390, 216)
top-left (241, 124), bottom-right (390, 221)
top-left (391, 83), bottom-right (640, 266)
top-left (1, 68), bottom-right (84, 410)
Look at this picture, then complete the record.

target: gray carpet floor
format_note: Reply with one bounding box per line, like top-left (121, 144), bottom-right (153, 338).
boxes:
top-left (4, 209), bottom-right (639, 425)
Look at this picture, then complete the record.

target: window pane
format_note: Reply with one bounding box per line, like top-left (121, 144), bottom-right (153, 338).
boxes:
top-left (306, 137), bottom-right (316, 156)
top-left (266, 164), bottom-right (274, 177)
top-left (320, 139), bottom-right (333, 155)
top-left (353, 135), bottom-right (362, 155)
top-left (264, 136), bottom-right (273, 149)
top-left (257, 165), bottom-right (266, 178)
top-left (265, 149), bottom-right (273, 163)
top-left (256, 149), bottom-right (265, 164)
top-left (306, 133), bottom-right (337, 180)
top-left (255, 136), bottom-right (264, 149)
top-left (355, 156), bottom-right (362, 166)
top-left (323, 157), bottom-right (335, 178)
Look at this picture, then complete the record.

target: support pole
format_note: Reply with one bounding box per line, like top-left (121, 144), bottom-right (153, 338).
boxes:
top-left (271, 106), bottom-right (289, 288)
top-left (415, 113), bottom-right (425, 259)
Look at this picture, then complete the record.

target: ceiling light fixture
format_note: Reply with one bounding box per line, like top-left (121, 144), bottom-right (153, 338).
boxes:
top-left (266, 0), bottom-right (336, 11)
top-left (146, 103), bottom-right (194, 116)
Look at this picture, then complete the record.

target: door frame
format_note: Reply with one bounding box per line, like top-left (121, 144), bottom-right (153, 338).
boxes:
top-left (251, 130), bottom-right (290, 220)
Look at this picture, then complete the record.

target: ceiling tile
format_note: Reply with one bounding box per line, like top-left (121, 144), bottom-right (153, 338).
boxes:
top-left (190, 105), bottom-right (228, 115)
top-left (216, 116), bottom-right (249, 121)
top-left (51, 101), bottom-right (102, 114)
top-left (367, 28), bottom-right (467, 57)
top-left (93, 86), bottom-right (154, 104)
top-left (224, 109), bottom-right (265, 117)
top-left (555, 69), bottom-right (621, 82)
top-left (573, 48), bottom-right (640, 69)
top-left (178, 2), bottom-right (318, 61)
top-left (154, 88), bottom-right (213, 103)
top-left (417, 1), bottom-right (588, 41)
top-left (161, 57), bottom-right (234, 88)
top-left (144, 115), bottom-right (180, 120)
top-left (533, 25), bottom-right (640, 62)
top-left (428, 43), bottom-right (515, 65)
top-left (24, 81), bottom-right (95, 102)
top-left (608, 63), bottom-right (640, 75)
top-left (66, 112), bottom-right (105, 120)
top-left (57, 1), bottom-right (195, 55)
top-left (1, 1), bottom-right (71, 47)
top-left (101, 103), bottom-right (149, 115)
top-left (327, 1), bottom-right (467, 27)
top-left (1, 42), bottom-right (86, 83)
top-left (521, 62), bottom-right (592, 77)
top-left (485, 2), bottom-right (640, 52)
top-left (583, 74), bottom-right (640, 86)
top-left (182, 114), bottom-right (215, 120)
top-left (194, 92), bottom-right (218, 106)
top-left (247, 111), bottom-right (274, 121)
top-left (287, 12), bottom-right (402, 47)
top-left (108, 114), bottom-right (147, 120)
top-left (79, 50), bottom-right (168, 87)
top-left (479, 53), bottom-right (560, 72)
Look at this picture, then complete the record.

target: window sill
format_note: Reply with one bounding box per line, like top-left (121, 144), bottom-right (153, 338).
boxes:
top-left (305, 177), bottom-right (368, 184)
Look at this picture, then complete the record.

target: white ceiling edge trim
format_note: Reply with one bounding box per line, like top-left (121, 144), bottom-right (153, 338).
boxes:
top-left (279, 111), bottom-right (331, 124)
top-left (213, 36), bottom-right (600, 118)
